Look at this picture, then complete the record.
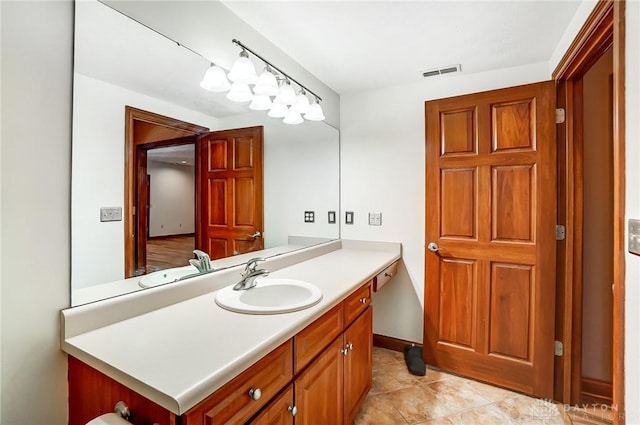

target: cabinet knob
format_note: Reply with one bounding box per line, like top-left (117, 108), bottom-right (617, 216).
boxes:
top-left (359, 297), bottom-right (367, 304)
top-left (340, 348), bottom-right (349, 356)
top-left (347, 342), bottom-right (354, 351)
top-left (248, 388), bottom-right (262, 401)
top-left (288, 405), bottom-right (298, 417)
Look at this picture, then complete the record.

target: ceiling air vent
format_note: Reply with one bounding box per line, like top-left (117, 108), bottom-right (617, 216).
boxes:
top-left (422, 64), bottom-right (462, 78)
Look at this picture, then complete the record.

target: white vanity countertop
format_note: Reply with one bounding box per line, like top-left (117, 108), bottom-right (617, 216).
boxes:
top-left (62, 241), bottom-right (401, 415)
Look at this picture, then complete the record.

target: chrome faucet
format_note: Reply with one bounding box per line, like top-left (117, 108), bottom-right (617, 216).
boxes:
top-left (189, 250), bottom-right (213, 273)
top-left (233, 258), bottom-right (269, 291)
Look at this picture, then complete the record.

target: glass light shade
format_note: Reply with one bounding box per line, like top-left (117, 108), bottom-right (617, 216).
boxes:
top-left (253, 69), bottom-right (280, 96)
top-left (268, 103), bottom-right (289, 118)
top-left (227, 52), bottom-right (258, 84)
top-left (200, 64), bottom-right (230, 92)
top-left (283, 109), bottom-right (304, 125)
top-left (249, 94), bottom-right (272, 111)
top-left (274, 81), bottom-right (296, 105)
top-left (291, 93), bottom-right (311, 114)
top-left (226, 82), bottom-right (253, 102)
top-left (304, 101), bottom-right (326, 121)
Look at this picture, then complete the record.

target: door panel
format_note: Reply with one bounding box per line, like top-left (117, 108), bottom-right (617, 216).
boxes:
top-left (424, 81), bottom-right (556, 398)
top-left (198, 127), bottom-right (264, 259)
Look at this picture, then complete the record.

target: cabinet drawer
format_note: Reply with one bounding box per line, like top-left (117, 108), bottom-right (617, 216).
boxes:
top-left (343, 281), bottom-right (372, 326)
top-left (373, 261), bottom-right (398, 292)
top-left (183, 340), bottom-right (293, 425)
top-left (294, 303), bottom-right (343, 373)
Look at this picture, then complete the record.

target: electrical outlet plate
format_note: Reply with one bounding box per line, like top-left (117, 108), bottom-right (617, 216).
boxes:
top-left (304, 211), bottom-right (315, 223)
top-left (100, 207), bottom-right (122, 222)
top-left (629, 219), bottom-right (640, 256)
top-left (345, 211), bottom-right (354, 225)
top-left (368, 212), bottom-right (382, 226)
top-left (328, 211), bottom-right (336, 224)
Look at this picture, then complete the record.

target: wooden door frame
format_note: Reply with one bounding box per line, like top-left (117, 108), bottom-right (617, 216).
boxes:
top-left (552, 1), bottom-right (625, 422)
top-left (124, 107), bottom-right (208, 277)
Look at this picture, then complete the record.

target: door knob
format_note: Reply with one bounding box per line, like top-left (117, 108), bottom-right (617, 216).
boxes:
top-left (427, 242), bottom-right (443, 253)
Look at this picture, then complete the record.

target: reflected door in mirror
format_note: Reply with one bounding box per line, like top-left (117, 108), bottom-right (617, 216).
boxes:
top-left (198, 127), bottom-right (264, 258)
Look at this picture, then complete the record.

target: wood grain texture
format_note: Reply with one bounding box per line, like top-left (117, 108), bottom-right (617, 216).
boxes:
top-left (249, 385), bottom-right (294, 425)
top-left (198, 126), bottom-right (264, 259)
top-left (294, 303), bottom-right (344, 373)
top-left (343, 280), bottom-right (372, 326)
top-left (552, 4), bottom-right (625, 421)
top-left (294, 337), bottom-right (344, 425)
top-left (424, 81), bottom-right (556, 398)
top-left (581, 377), bottom-right (614, 406)
top-left (344, 306), bottom-right (373, 425)
top-left (124, 106), bottom-right (208, 278)
top-left (146, 234), bottom-right (195, 270)
top-left (68, 356), bottom-right (177, 425)
top-left (611, 2), bottom-right (625, 423)
top-left (183, 340), bottom-right (293, 425)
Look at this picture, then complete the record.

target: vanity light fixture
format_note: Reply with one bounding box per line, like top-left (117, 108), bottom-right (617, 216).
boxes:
top-left (226, 82), bottom-right (253, 103)
top-left (199, 39), bottom-right (326, 124)
top-left (268, 102), bottom-right (289, 118)
top-left (227, 49), bottom-right (258, 84)
top-left (200, 63), bottom-right (230, 92)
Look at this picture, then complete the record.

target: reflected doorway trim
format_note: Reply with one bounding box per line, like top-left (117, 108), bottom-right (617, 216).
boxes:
top-left (552, 1), bottom-right (625, 422)
top-left (124, 107), bottom-right (209, 278)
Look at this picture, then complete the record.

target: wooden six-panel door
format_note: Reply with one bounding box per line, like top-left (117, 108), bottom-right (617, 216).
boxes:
top-left (424, 81), bottom-right (557, 398)
top-left (198, 126), bottom-right (264, 259)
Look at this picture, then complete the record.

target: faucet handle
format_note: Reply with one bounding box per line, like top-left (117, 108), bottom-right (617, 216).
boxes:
top-left (193, 249), bottom-right (209, 260)
top-left (245, 257), bottom-right (265, 272)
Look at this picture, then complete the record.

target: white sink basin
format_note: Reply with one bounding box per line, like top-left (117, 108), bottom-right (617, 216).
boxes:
top-left (139, 265), bottom-right (200, 288)
top-left (215, 278), bottom-right (323, 314)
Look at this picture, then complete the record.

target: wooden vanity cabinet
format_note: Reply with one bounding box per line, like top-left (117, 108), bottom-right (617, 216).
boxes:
top-left (68, 280), bottom-right (374, 425)
top-left (182, 340), bottom-right (293, 425)
top-left (249, 385), bottom-right (294, 425)
top-left (343, 306), bottom-right (373, 425)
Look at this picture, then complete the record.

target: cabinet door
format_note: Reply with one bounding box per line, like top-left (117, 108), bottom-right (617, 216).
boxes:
top-left (294, 337), bottom-right (344, 425)
top-left (344, 306), bottom-right (373, 425)
top-left (250, 385), bottom-right (294, 425)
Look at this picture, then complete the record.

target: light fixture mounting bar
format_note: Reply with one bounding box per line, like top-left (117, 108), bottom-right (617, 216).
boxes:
top-left (232, 39), bottom-right (322, 102)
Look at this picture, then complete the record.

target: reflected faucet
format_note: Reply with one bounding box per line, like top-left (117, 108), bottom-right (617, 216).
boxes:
top-left (190, 250), bottom-right (213, 273)
top-left (233, 258), bottom-right (269, 291)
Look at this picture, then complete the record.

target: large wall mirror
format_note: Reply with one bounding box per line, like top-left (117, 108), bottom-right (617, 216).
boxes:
top-left (71, 0), bottom-right (340, 306)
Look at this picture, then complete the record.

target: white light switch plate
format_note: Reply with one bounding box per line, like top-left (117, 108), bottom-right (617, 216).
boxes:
top-left (629, 219), bottom-right (640, 256)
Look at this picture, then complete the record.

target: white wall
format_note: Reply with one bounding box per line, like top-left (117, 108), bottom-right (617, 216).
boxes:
top-left (340, 61), bottom-right (549, 343)
top-left (72, 73), bottom-right (218, 289)
top-left (1, 2), bottom-right (72, 424)
top-left (148, 161), bottom-right (195, 237)
top-left (624, 1), bottom-right (640, 422)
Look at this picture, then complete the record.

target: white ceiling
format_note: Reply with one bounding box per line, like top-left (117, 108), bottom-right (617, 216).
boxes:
top-left (222, 0), bottom-right (582, 94)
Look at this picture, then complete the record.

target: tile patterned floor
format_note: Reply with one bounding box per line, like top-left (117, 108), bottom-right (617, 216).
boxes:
top-left (354, 348), bottom-right (612, 425)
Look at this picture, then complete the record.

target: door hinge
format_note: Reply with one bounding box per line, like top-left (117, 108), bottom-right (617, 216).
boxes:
top-left (556, 225), bottom-right (566, 241)
top-left (555, 108), bottom-right (565, 124)
top-left (554, 340), bottom-right (564, 357)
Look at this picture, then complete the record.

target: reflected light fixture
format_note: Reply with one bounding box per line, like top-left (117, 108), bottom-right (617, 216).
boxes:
top-left (253, 66), bottom-right (280, 96)
top-left (291, 89), bottom-right (311, 114)
top-left (226, 82), bottom-right (253, 102)
top-left (227, 49), bottom-right (258, 84)
top-left (274, 79), bottom-right (296, 105)
top-left (304, 99), bottom-right (326, 121)
top-left (268, 103), bottom-right (289, 118)
top-left (283, 109), bottom-right (304, 125)
top-left (249, 94), bottom-right (272, 111)
top-left (199, 39), bottom-right (325, 123)
top-left (200, 63), bottom-right (230, 92)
